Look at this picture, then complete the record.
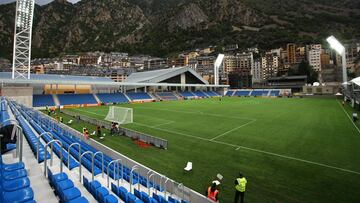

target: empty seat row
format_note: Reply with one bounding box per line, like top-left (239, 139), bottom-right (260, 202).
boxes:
top-left (126, 92), bottom-right (152, 101)
top-left (47, 167), bottom-right (89, 203)
top-left (97, 93), bottom-right (130, 104)
top-left (192, 91), bottom-right (208, 98)
top-left (33, 95), bottom-right (55, 107)
top-left (179, 92), bottom-right (196, 99)
top-left (156, 92), bottom-right (178, 101)
top-left (83, 176), bottom-right (118, 203)
top-left (0, 155), bottom-right (35, 203)
top-left (58, 94), bottom-right (98, 105)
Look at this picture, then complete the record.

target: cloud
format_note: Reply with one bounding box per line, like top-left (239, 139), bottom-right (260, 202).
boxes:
top-left (0, 0), bottom-right (81, 6)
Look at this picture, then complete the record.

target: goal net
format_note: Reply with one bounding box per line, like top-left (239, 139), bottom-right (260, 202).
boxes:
top-left (105, 106), bottom-right (133, 124)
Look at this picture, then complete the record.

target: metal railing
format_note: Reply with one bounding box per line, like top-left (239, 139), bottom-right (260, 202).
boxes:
top-left (130, 165), bottom-right (140, 193)
top-left (107, 159), bottom-right (122, 188)
top-left (37, 132), bottom-right (53, 162)
top-left (44, 140), bottom-right (63, 177)
top-left (79, 151), bottom-right (94, 182)
top-left (94, 151), bottom-right (104, 178)
top-left (68, 143), bottom-right (81, 169)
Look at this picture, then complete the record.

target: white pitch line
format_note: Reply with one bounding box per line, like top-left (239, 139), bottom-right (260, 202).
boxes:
top-left (72, 108), bottom-right (105, 117)
top-left (152, 121), bottom-right (175, 128)
top-left (210, 120), bottom-right (257, 141)
top-left (133, 122), bottom-right (360, 175)
top-left (136, 106), bottom-right (256, 121)
top-left (337, 101), bottom-right (360, 135)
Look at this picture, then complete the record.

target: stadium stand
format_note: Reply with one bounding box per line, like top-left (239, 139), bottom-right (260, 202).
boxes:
top-left (179, 91), bottom-right (196, 99)
top-left (225, 90), bottom-right (234, 96)
top-left (205, 91), bottom-right (220, 97)
top-left (156, 92), bottom-right (178, 101)
top-left (126, 92), bottom-right (153, 101)
top-left (5, 98), bottom-right (192, 203)
top-left (234, 90), bottom-right (251, 97)
top-left (57, 94), bottom-right (98, 105)
top-left (250, 90), bottom-right (269, 96)
top-left (269, 90), bottom-right (280, 97)
top-left (193, 91), bottom-right (208, 98)
top-left (96, 93), bottom-right (130, 104)
top-left (33, 94), bottom-right (55, 107)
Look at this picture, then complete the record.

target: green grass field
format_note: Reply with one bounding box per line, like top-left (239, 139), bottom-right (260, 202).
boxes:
top-left (54, 97), bottom-right (360, 202)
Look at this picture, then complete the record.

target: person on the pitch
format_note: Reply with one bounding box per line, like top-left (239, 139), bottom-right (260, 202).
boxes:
top-left (206, 182), bottom-right (219, 202)
top-left (234, 173), bottom-right (247, 203)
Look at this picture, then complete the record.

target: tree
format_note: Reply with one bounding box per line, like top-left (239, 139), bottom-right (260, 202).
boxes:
top-left (297, 60), bottom-right (318, 83)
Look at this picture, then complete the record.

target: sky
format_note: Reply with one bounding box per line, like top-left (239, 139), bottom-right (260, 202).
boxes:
top-left (0, 0), bottom-right (81, 5)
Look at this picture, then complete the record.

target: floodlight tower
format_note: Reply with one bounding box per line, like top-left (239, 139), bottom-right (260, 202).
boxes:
top-left (326, 36), bottom-right (348, 83)
top-left (11, 0), bottom-right (35, 79)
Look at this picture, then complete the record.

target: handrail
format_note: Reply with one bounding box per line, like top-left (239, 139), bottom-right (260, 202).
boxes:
top-left (115, 159), bottom-right (122, 187)
top-left (160, 175), bottom-right (166, 194)
top-left (130, 165), bottom-right (139, 193)
top-left (164, 177), bottom-right (171, 198)
top-left (178, 183), bottom-right (184, 201)
top-left (15, 125), bottom-right (24, 162)
top-left (94, 151), bottom-right (104, 178)
top-left (68, 143), bottom-right (81, 169)
top-left (148, 173), bottom-right (155, 195)
top-left (0, 119), bottom-right (19, 128)
top-left (37, 132), bottom-right (53, 162)
top-left (79, 151), bottom-right (94, 182)
top-left (106, 159), bottom-right (121, 188)
top-left (44, 139), bottom-right (63, 177)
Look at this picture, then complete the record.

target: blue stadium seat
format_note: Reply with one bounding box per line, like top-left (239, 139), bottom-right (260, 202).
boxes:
top-left (58, 94), bottom-right (97, 105)
top-left (193, 91), bottom-right (208, 98)
top-left (234, 91), bottom-right (250, 96)
top-left (126, 92), bottom-right (152, 101)
top-left (97, 93), bottom-right (129, 104)
top-left (179, 92), bottom-right (195, 99)
top-left (225, 91), bottom-right (234, 96)
top-left (157, 92), bottom-right (178, 101)
top-left (33, 94), bottom-right (55, 107)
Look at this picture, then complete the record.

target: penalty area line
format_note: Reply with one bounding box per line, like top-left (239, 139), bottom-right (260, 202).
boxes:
top-left (210, 120), bottom-right (257, 141)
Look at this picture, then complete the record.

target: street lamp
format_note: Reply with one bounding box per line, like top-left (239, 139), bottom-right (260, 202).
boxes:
top-left (326, 35), bottom-right (348, 83)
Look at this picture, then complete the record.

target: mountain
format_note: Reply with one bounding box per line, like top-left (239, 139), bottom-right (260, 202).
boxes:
top-left (1, 0), bottom-right (360, 59)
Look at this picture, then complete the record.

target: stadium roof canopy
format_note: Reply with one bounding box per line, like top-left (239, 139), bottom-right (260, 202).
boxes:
top-left (125, 67), bottom-right (209, 85)
top-left (0, 71), bottom-right (228, 88)
top-left (350, 77), bottom-right (360, 86)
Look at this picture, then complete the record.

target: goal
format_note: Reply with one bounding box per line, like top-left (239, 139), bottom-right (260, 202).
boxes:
top-left (105, 106), bottom-right (133, 124)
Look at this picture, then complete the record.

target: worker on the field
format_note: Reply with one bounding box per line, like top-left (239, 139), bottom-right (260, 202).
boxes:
top-left (83, 127), bottom-right (89, 139)
top-left (59, 116), bottom-right (63, 123)
top-left (97, 125), bottom-right (101, 137)
top-left (206, 182), bottom-right (219, 202)
top-left (234, 173), bottom-right (247, 203)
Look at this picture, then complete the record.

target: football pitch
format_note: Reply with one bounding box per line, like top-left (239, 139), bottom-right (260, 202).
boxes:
top-left (58, 97), bottom-right (360, 202)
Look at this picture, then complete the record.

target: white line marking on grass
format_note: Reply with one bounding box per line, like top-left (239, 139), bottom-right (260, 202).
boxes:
top-left (133, 122), bottom-right (360, 175)
top-left (72, 108), bottom-right (105, 117)
top-left (337, 101), bottom-right (360, 135)
top-left (210, 120), bottom-right (257, 141)
top-left (135, 106), bottom-right (256, 121)
top-left (152, 121), bottom-right (175, 128)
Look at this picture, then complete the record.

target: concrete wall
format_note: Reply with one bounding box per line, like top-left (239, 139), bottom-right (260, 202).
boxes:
top-left (1, 86), bottom-right (33, 107)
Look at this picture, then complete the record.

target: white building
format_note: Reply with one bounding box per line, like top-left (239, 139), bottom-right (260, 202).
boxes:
top-left (252, 59), bottom-right (262, 84)
top-left (261, 54), bottom-right (279, 80)
top-left (307, 44), bottom-right (322, 72)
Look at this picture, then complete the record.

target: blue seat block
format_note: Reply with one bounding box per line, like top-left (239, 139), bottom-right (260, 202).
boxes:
top-left (2, 169), bottom-right (28, 180)
top-left (181, 200), bottom-right (189, 203)
top-left (141, 192), bottom-right (150, 203)
top-left (89, 180), bottom-right (101, 196)
top-left (128, 193), bottom-right (138, 203)
top-left (118, 186), bottom-right (128, 202)
top-left (62, 187), bottom-right (81, 203)
top-left (168, 197), bottom-right (180, 203)
top-left (83, 176), bottom-right (90, 191)
top-left (134, 189), bottom-right (141, 199)
top-left (2, 177), bottom-right (30, 192)
top-left (96, 186), bottom-right (109, 203)
top-left (1, 162), bottom-right (25, 172)
top-left (2, 187), bottom-right (34, 203)
top-left (150, 198), bottom-right (159, 203)
top-left (105, 194), bottom-right (118, 203)
top-left (111, 183), bottom-right (119, 196)
top-left (68, 196), bottom-right (89, 203)
top-left (57, 179), bottom-right (75, 195)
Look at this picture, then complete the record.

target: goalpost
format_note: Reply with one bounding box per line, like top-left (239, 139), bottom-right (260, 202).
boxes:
top-left (105, 106), bottom-right (133, 124)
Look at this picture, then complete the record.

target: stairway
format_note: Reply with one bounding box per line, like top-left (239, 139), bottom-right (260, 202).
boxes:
top-left (93, 93), bottom-right (101, 103)
top-left (52, 94), bottom-right (60, 106)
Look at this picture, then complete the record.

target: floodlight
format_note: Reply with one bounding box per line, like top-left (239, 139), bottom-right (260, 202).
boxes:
top-left (326, 36), bottom-right (345, 55)
top-left (326, 35), bottom-right (348, 83)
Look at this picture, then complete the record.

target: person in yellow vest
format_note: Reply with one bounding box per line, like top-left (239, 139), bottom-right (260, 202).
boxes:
top-left (205, 182), bottom-right (219, 202)
top-left (59, 116), bottom-right (63, 123)
top-left (234, 173), bottom-right (247, 203)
